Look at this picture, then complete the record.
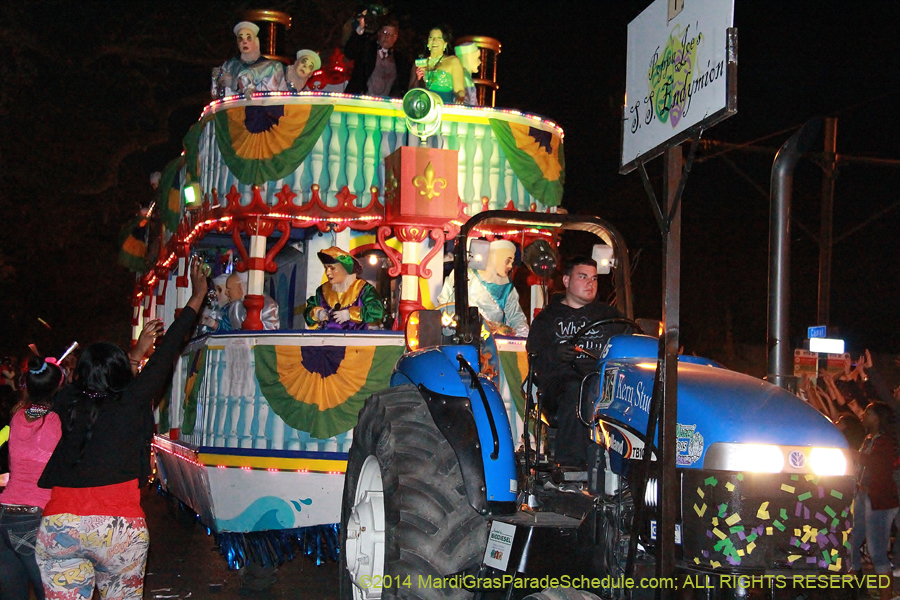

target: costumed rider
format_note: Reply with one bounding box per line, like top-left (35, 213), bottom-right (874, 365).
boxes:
top-left (286, 49), bottom-right (320, 92)
top-left (526, 255), bottom-right (627, 470)
top-left (304, 247), bottom-right (384, 330)
top-left (454, 43), bottom-right (481, 106)
top-left (437, 239), bottom-right (529, 337)
top-left (215, 271), bottom-right (280, 331)
top-left (212, 21), bottom-right (288, 99)
top-left (200, 274), bottom-right (229, 334)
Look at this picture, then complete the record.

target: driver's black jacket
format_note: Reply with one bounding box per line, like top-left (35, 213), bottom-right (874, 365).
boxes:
top-left (526, 294), bottom-right (625, 395)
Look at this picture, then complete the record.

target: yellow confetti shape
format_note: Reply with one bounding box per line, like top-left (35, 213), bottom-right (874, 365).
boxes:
top-left (737, 549), bottom-right (745, 557)
top-left (694, 503), bottom-right (707, 517)
top-left (697, 488), bottom-right (704, 498)
top-left (694, 557), bottom-right (701, 564)
top-left (747, 542), bottom-right (756, 554)
top-left (794, 528), bottom-right (801, 536)
top-left (713, 528), bottom-right (727, 540)
top-left (756, 501), bottom-right (770, 520)
top-left (805, 474), bottom-right (815, 481)
top-left (725, 513), bottom-right (741, 526)
top-left (712, 517), bottom-right (718, 526)
top-left (710, 561), bottom-right (721, 568)
top-left (830, 549), bottom-right (838, 556)
top-left (725, 482), bottom-right (735, 492)
top-left (766, 527), bottom-right (773, 535)
top-left (787, 554), bottom-right (801, 563)
top-left (781, 484), bottom-right (796, 493)
top-left (833, 558), bottom-right (842, 570)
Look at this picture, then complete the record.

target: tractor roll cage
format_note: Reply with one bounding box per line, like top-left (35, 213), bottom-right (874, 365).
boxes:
top-left (453, 210), bottom-right (634, 345)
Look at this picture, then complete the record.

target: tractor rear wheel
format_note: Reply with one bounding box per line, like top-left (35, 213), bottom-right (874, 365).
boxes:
top-left (340, 384), bottom-right (489, 600)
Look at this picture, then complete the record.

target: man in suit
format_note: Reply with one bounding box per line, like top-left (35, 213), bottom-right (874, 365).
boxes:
top-left (344, 15), bottom-right (410, 98)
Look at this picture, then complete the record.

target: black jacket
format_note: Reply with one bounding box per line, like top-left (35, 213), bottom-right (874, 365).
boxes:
top-left (343, 31), bottom-right (410, 98)
top-left (526, 295), bottom-right (626, 392)
top-left (40, 307), bottom-right (197, 489)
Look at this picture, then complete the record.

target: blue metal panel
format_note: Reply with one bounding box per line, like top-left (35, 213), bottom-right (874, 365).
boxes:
top-left (465, 375), bottom-right (517, 502)
top-left (594, 358), bottom-right (849, 470)
top-left (393, 347), bottom-right (468, 397)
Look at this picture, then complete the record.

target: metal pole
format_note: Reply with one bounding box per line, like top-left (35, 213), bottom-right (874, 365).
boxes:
top-left (656, 146), bottom-right (682, 598)
top-left (817, 117), bottom-right (837, 326)
top-left (767, 120), bottom-right (821, 390)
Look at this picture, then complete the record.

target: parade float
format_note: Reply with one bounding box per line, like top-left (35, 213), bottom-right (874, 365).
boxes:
top-left (137, 27), bottom-right (570, 568)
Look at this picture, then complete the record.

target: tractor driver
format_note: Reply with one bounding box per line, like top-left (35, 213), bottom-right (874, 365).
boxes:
top-left (526, 256), bottom-right (626, 470)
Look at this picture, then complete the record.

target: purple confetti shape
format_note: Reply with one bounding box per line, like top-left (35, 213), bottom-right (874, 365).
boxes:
top-left (829, 533), bottom-right (838, 546)
top-left (702, 550), bottom-right (709, 558)
top-left (790, 536), bottom-right (798, 545)
top-left (738, 531), bottom-right (746, 540)
top-left (707, 530), bottom-right (713, 538)
top-left (801, 542), bottom-right (811, 550)
top-left (818, 560), bottom-right (826, 569)
top-left (757, 525), bottom-right (765, 535)
top-left (795, 502), bottom-right (803, 517)
top-left (807, 557), bottom-right (817, 564)
top-left (816, 512), bottom-right (827, 523)
top-left (816, 534), bottom-right (826, 547)
top-left (818, 485), bottom-right (825, 498)
top-left (804, 507), bottom-right (810, 519)
top-left (726, 556), bottom-right (739, 565)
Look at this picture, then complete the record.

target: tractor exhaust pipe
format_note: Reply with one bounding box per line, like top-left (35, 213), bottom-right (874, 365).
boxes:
top-left (766, 119), bottom-right (821, 390)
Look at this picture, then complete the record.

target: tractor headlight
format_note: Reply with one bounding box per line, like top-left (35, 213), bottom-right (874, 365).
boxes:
top-left (810, 447), bottom-right (847, 476)
top-left (703, 443), bottom-right (784, 473)
top-left (729, 444), bottom-right (785, 473)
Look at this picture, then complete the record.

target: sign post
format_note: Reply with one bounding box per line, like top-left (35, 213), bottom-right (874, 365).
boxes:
top-left (620, 1), bottom-right (736, 596)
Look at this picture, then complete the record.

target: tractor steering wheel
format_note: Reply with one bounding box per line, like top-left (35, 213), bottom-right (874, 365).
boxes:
top-left (569, 317), bottom-right (644, 357)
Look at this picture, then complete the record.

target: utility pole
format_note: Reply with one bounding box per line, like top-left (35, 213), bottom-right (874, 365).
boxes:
top-left (817, 118), bottom-right (837, 326)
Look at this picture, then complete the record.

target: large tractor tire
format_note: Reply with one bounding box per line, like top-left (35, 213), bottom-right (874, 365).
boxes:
top-left (340, 384), bottom-right (489, 600)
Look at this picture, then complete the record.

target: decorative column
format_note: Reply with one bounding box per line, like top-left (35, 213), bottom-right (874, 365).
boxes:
top-left (380, 146), bottom-right (459, 327)
top-left (231, 201), bottom-right (291, 329)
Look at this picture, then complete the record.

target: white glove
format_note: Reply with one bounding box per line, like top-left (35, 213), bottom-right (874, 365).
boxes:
top-left (314, 307), bottom-right (328, 322)
top-left (333, 309), bottom-right (351, 324)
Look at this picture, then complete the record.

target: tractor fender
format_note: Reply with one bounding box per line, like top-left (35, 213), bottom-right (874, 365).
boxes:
top-left (391, 345), bottom-right (517, 514)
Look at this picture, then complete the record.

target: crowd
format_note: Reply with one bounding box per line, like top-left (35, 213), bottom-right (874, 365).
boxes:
top-left (0, 258), bottom-right (206, 600)
top-left (212, 13), bottom-right (483, 106)
top-left (796, 353), bottom-right (900, 599)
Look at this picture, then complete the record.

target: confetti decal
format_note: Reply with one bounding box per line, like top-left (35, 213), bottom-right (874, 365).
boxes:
top-left (681, 471), bottom-right (854, 570)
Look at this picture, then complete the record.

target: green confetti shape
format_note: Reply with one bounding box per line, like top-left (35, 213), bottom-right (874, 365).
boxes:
top-left (719, 504), bottom-right (728, 517)
top-left (797, 492), bottom-right (812, 501)
top-left (790, 474), bottom-right (799, 481)
top-left (830, 490), bottom-right (843, 499)
top-left (736, 473), bottom-right (744, 481)
top-left (746, 532), bottom-right (758, 543)
top-left (832, 518), bottom-right (840, 528)
top-left (730, 526), bottom-right (745, 534)
top-left (822, 550), bottom-right (831, 564)
top-left (780, 508), bottom-right (788, 520)
top-left (824, 506), bottom-right (836, 518)
top-left (705, 476), bottom-right (718, 486)
top-left (773, 520), bottom-right (785, 532)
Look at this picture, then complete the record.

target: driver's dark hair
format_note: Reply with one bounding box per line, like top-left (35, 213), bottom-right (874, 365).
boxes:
top-left (563, 255), bottom-right (597, 277)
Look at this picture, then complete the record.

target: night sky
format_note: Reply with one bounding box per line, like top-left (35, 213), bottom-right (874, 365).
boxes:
top-left (1, 0), bottom-right (898, 364)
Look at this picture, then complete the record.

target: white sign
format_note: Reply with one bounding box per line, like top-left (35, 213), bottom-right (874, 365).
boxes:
top-left (809, 338), bottom-right (845, 355)
top-left (621, 0), bottom-right (735, 172)
top-left (483, 521), bottom-right (517, 571)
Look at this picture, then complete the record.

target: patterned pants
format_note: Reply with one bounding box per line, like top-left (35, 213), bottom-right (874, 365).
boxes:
top-left (35, 513), bottom-right (149, 600)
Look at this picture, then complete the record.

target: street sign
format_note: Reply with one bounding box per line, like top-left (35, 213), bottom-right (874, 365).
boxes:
top-left (793, 349), bottom-right (818, 382)
top-left (809, 338), bottom-right (845, 355)
top-left (808, 325), bottom-right (827, 339)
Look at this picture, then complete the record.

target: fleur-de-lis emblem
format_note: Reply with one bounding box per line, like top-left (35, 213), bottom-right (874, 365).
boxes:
top-left (412, 161), bottom-right (447, 201)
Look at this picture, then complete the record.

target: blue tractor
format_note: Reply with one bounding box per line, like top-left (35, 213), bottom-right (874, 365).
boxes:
top-left (339, 210), bottom-right (855, 600)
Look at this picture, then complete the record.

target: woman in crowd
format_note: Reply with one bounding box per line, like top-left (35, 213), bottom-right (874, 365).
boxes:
top-left (850, 401), bottom-right (899, 600)
top-left (411, 24), bottom-right (465, 103)
top-left (35, 257), bottom-right (207, 600)
top-left (0, 356), bottom-right (64, 600)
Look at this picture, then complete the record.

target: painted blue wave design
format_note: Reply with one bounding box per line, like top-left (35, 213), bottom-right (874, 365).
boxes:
top-left (290, 498), bottom-right (313, 512)
top-left (217, 496), bottom-right (296, 532)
